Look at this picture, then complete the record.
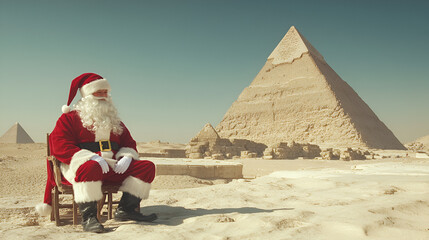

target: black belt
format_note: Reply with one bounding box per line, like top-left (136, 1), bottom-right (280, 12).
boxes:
top-left (79, 140), bottom-right (119, 152)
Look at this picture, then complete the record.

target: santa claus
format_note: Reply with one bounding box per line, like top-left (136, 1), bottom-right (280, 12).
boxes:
top-left (36, 73), bottom-right (157, 233)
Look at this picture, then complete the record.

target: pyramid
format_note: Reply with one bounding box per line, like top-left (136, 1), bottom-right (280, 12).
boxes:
top-left (0, 122), bottom-right (34, 143)
top-left (216, 26), bottom-right (405, 150)
top-left (191, 123), bottom-right (220, 142)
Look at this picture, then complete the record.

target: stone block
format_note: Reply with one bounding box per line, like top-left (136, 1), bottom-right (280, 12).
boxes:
top-left (188, 165), bottom-right (215, 178)
top-left (160, 149), bottom-right (186, 158)
top-left (188, 153), bottom-right (203, 159)
top-left (155, 164), bottom-right (189, 175)
top-left (241, 151), bottom-right (257, 158)
top-left (272, 142), bottom-right (289, 149)
top-left (230, 139), bottom-right (248, 147)
top-left (210, 145), bottom-right (226, 154)
top-left (340, 148), bottom-right (365, 160)
top-left (212, 153), bottom-right (225, 160)
top-left (214, 165), bottom-right (243, 179)
top-left (214, 138), bottom-right (233, 146)
top-left (263, 147), bottom-right (273, 156)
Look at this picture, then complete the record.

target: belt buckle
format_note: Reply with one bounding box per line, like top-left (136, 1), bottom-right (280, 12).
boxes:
top-left (99, 140), bottom-right (112, 152)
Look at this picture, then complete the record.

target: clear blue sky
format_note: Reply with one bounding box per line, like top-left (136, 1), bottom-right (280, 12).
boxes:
top-left (1, 0), bottom-right (428, 144)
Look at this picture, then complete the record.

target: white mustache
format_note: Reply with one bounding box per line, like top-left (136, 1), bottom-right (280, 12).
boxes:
top-left (93, 96), bottom-right (108, 101)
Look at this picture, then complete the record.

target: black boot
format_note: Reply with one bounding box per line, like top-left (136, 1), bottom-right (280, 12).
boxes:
top-left (78, 201), bottom-right (105, 233)
top-left (114, 192), bottom-right (157, 222)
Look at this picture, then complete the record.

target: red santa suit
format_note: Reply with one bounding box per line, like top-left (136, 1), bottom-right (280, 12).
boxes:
top-left (36, 73), bottom-right (157, 230)
top-left (37, 110), bottom-right (155, 216)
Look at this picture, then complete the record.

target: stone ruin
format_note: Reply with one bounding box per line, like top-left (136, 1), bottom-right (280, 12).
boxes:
top-left (262, 144), bottom-right (375, 160)
top-left (406, 141), bottom-right (428, 152)
top-left (186, 123), bottom-right (266, 159)
top-left (319, 148), bottom-right (372, 161)
top-left (263, 142), bottom-right (321, 159)
top-left (405, 134), bottom-right (429, 154)
top-left (187, 124), bottom-right (379, 161)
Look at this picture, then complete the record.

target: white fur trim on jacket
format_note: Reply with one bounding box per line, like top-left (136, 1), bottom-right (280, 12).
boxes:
top-left (94, 127), bottom-right (114, 159)
top-left (35, 203), bottom-right (52, 216)
top-left (101, 151), bottom-right (114, 159)
top-left (80, 78), bottom-right (111, 97)
top-left (119, 176), bottom-right (151, 200)
top-left (61, 149), bottom-right (97, 184)
top-left (95, 127), bottom-right (111, 141)
top-left (116, 147), bottom-right (139, 160)
top-left (73, 181), bottom-right (103, 203)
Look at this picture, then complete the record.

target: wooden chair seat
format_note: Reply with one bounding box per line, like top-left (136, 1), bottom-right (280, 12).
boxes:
top-left (47, 134), bottom-right (121, 226)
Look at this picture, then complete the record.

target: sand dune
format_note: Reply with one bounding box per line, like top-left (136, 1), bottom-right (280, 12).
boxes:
top-left (1, 143), bottom-right (428, 239)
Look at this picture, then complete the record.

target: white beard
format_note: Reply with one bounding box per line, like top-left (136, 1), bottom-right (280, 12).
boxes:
top-left (74, 95), bottom-right (123, 136)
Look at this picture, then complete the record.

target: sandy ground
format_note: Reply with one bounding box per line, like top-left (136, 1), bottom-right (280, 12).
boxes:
top-left (137, 141), bottom-right (186, 154)
top-left (0, 143), bottom-right (428, 240)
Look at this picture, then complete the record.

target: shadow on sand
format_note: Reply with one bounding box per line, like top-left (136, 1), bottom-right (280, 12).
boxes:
top-left (130, 205), bottom-right (295, 226)
top-left (60, 205), bottom-right (293, 232)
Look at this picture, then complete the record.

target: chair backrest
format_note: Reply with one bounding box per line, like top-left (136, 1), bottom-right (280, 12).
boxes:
top-left (47, 133), bottom-right (67, 192)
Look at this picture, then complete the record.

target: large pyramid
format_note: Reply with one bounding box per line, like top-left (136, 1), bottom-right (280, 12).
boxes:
top-left (216, 26), bottom-right (405, 150)
top-left (0, 122), bottom-right (34, 143)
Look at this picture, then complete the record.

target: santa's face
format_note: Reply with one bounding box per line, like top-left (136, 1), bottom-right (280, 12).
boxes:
top-left (74, 92), bottom-right (123, 135)
top-left (92, 89), bottom-right (109, 99)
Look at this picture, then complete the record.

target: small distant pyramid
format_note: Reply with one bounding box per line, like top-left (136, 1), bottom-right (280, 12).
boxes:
top-left (191, 123), bottom-right (220, 142)
top-left (216, 26), bottom-right (405, 150)
top-left (0, 122), bottom-right (34, 143)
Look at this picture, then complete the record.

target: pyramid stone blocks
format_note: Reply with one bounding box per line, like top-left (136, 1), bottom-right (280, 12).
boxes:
top-left (216, 26), bottom-right (405, 150)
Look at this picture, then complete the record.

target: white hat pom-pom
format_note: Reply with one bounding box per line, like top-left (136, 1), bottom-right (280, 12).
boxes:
top-left (62, 105), bottom-right (71, 113)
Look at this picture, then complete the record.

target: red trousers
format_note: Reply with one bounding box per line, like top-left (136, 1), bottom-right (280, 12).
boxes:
top-left (75, 159), bottom-right (155, 184)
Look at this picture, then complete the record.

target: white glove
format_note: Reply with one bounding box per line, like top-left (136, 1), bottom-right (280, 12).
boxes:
top-left (114, 156), bottom-right (132, 174)
top-left (91, 155), bottom-right (110, 174)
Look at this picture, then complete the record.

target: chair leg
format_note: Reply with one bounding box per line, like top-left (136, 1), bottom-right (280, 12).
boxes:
top-left (107, 192), bottom-right (113, 219)
top-left (97, 194), bottom-right (107, 221)
top-left (54, 187), bottom-right (60, 226)
top-left (50, 192), bottom-right (54, 221)
top-left (72, 199), bottom-right (78, 225)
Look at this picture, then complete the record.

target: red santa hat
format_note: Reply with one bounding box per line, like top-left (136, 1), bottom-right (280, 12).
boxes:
top-left (62, 73), bottom-right (111, 113)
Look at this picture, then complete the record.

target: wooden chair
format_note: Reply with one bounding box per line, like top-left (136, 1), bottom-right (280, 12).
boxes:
top-left (47, 134), bottom-right (120, 226)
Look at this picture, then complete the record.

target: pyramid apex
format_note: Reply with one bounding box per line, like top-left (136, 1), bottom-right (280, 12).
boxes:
top-left (268, 26), bottom-right (325, 65)
top-left (192, 123), bottom-right (220, 142)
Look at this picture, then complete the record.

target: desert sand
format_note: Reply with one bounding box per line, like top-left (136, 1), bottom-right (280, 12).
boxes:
top-left (1, 143), bottom-right (428, 240)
